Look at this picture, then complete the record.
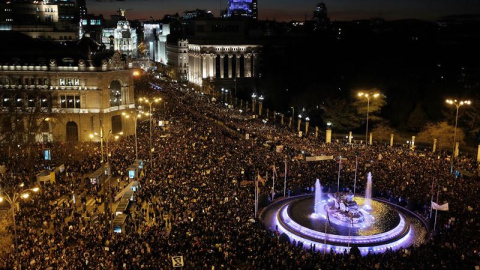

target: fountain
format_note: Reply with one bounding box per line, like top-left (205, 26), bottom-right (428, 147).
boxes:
top-left (261, 177), bottom-right (428, 255)
top-left (314, 179), bottom-right (322, 215)
top-left (364, 172), bottom-right (373, 210)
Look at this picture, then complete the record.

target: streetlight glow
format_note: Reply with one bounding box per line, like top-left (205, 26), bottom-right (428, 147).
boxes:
top-left (358, 90), bottom-right (381, 147)
top-left (21, 193), bottom-right (29, 199)
top-left (445, 98), bottom-right (472, 173)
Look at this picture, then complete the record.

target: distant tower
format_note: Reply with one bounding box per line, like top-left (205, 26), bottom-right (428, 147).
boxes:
top-left (313, 2), bottom-right (327, 21)
top-left (77, 0), bottom-right (87, 20)
top-left (226, 0), bottom-right (256, 19)
top-left (312, 2), bottom-right (329, 29)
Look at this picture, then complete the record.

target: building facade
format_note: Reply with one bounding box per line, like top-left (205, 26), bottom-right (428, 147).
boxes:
top-left (0, 52), bottom-right (135, 143)
top-left (187, 44), bottom-right (261, 86)
top-left (166, 38), bottom-right (188, 81)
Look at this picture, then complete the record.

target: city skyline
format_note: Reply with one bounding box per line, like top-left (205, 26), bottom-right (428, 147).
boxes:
top-left (87, 0), bottom-right (480, 21)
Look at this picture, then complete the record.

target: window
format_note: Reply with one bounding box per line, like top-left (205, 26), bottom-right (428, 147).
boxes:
top-left (60, 78), bottom-right (80, 86)
top-left (60, 95), bottom-right (80, 108)
top-left (27, 95), bottom-right (35, 107)
top-left (40, 96), bottom-right (48, 108)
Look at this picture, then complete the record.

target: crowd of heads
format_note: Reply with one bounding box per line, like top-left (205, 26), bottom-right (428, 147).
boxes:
top-left (0, 74), bottom-right (478, 269)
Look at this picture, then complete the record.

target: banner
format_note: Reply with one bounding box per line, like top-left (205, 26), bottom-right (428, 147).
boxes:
top-left (306, 155), bottom-right (334, 162)
top-left (431, 201), bottom-right (449, 211)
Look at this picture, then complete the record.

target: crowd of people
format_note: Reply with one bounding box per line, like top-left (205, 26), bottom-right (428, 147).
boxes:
top-left (0, 74), bottom-right (479, 269)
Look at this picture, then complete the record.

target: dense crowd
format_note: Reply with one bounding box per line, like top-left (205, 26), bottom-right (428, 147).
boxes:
top-left (0, 75), bottom-right (479, 269)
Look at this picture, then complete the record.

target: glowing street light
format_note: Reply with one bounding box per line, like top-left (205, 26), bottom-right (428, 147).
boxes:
top-left (358, 91), bottom-right (381, 147)
top-left (0, 185), bottom-right (39, 269)
top-left (139, 97), bottom-right (161, 166)
top-left (445, 99), bottom-right (471, 173)
top-left (122, 112), bottom-right (142, 159)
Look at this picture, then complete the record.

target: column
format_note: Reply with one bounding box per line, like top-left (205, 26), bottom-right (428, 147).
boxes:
top-left (305, 121), bottom-right (309, 135)
top-left (455, 142), bottom-right (459, 157)
top-left (289, 117), bottom-right (292, 127)
top-left (228, 54), bottom-right (233, 78)
top-left (411, 136), bottom-right (415, 150)
top-left (258, 101), bottom-right (263, 116)
top-left (297, 119), bottom-right (301, 132)
top-left (210, 54), bottom-right (215, 78)
top-left (477, 145), bottom-right (480, 163)
top-left (348, 131), bottom-right (353, 144)
top-left (315, 126), bottom-right (319, 139)
top-left (433, 139), bottom-right (437, 152)
top-left (244, 53), bottom-right (252, 77)
top-left (220, 54), bottom-right (225, 79)
top-left (281, 115), bottom-right (284, 125)
top-left (202, 54), bottom-right (207, 79)
top-left (236, 54), bottom-right (241, 78)
top-left (252, 53), bottom-right (258, 77)
top-left (390, 134), bottom-right (394, 147)
top-left (369, 133), bottom-right (373, 145)
top-left (326, 129), bottom-right (332, 143)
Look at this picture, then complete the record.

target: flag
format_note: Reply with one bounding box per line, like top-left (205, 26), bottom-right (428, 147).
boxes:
top-left (257, 173), bottom-right (266, 186)
top-left (431, 201), bottom-right (449, 211)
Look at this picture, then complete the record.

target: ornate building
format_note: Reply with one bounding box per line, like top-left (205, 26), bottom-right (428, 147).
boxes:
top-left (184, 19), bottom-right (262, 88)
top-left (187, 44), bottom-right (260, 86)
top-left (0, 51), bottom-right (135, 143)
top-left (102, 10), bottom-right (138, 57)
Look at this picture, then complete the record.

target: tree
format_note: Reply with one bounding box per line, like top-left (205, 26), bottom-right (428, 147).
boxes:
top-left (371, 123), bottom-right (396, 143)
top-left (351, 89), bottom-right (387, 125)
top-left (320, 98), bottom-right (362, 132)
top-left (406, 103), bottom-right (428, 132)
top-left (462, 99), bottom-right (480, 142)
top-left (416, 121), bottom-right (465, 150)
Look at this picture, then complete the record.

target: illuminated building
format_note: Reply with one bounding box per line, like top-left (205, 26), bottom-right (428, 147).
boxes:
top-left (0, 36), bottom-right (135, 142)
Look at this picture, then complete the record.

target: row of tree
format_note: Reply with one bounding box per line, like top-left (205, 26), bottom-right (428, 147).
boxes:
top-left (318, 89), bottom-right (475, 150)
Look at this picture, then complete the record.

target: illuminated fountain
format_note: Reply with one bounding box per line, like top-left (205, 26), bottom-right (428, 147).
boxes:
top-left (364, 172), bottom-right (373, 210)
top-left (313, 179), bottom-right (322, 216)
top-left (261, 176), bottom-right (428, 255)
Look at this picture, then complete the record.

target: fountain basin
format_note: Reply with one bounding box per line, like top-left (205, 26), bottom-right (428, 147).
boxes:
top-left (261, 195), bottom-right (428, 255)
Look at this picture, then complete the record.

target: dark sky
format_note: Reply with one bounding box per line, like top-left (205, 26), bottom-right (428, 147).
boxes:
top-left (87, 0), bottom-right (480, 22)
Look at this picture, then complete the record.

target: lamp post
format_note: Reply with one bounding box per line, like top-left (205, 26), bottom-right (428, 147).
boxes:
top-left (446, 99), bottom-right (471, 173)
top-left (139, 97), bottom-right (161, 167)
top-left (358, 91), bottom-right (380, 147)
top-left (104, 130), bottom-right (122, 164)
top-left (0, 185), bottom-right (40, 269)
top-left (251, 93), bottom-right (257, 113)
top-left (89, 131), bottom-right (105, 163)
top-left (122, 112), bottom-right (142, 159)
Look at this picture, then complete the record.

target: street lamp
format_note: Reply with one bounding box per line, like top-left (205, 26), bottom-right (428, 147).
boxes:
top-left (446, 99), bottom-right (471, 173)
top-left (251, 93), bottom-right (257, 113)
top-left (122, 112), bottom-right (142, 159)
top-left (358, 91), bottom-right (380, 147)
top-left (0, 185), bottom-right (39, 269)
top-left (138, 97), bottom-right (161, 167)
top-left (89, 131), bottom-right (105, 163)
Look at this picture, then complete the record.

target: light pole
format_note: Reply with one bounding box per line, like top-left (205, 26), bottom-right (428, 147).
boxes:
top-left (0, 185), bottom-right (39, 269)
top-left (358, 91), bottom-right (380, 147)
top-left (89, 131), bottom-right (105, 163)
top-left (122, 112), bottom-right (142, 159)
top-left (104, 130), bottom-right (121, 164)
top-left (446, 99), bottom-right (471, 173)
top-left (139, 97), bottom-right (161, 167)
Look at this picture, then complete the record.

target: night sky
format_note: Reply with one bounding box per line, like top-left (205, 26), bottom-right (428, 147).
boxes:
top-left (87, 0), bottom-right (480, 22)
